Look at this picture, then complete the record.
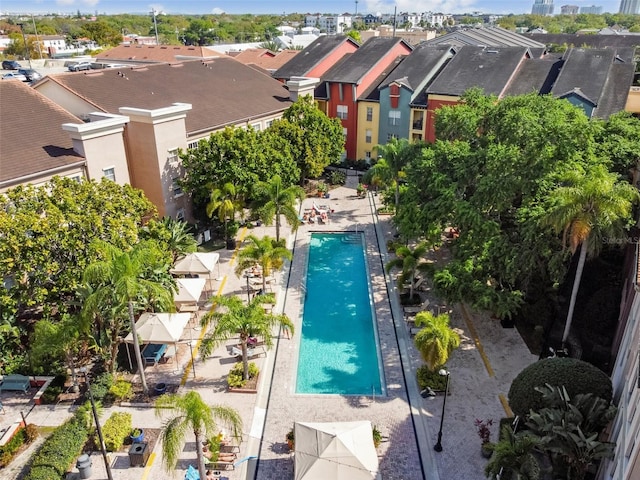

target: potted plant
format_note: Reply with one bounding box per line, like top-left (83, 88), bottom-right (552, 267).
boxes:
top-left (130, 428), bottom-right (144, 443)
top-left (317, 182), bottom-right (328, 198)
top-left (286, 429), bottom-right (295, 451)
top-left (225, 221), bottom-right (240, 250)
top-left (474, 418), bottom-right (493, 458)
top-left (372, 425), bottom-right (382, 448)
top-left (356, 183), bottom-right (366, 198)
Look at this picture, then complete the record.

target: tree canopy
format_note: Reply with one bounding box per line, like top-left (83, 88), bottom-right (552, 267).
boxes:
top-left (398, 89), bottom-right (639, 319)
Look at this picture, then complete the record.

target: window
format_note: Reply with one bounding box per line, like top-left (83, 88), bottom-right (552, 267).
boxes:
top-left (167, 148), bottom-right (179, 164)
top-left (387, 133), bottom-right (397, 142)
top-left (176, 208), bottom-right (185, 221)
top-left (365, 129), bottom-right (372, 143)
top-left (103, 167), bottom-right (116, 182)
top-left (337, 105), bottom-right (348, 120)
top-left (388, 110), bottom-right (401, 126)
top-left (365, 151), bottom-right (372, 160)
top-left (343, 127), bottom-right (348, 140)
top-left (188, 140), bottom-right (200, 150)
top-left (172, 178), bottom-right (183, 197)
top-left (266, 119), bottom-right (274, 128)
top-left (412, 111), bottom-right (424, 130)
top-left (366, 107), bottom-right (373, 122)
top-left (69, 175), bottom-right (82, 183)
top-left (251, 122), bottom-right (262, 131)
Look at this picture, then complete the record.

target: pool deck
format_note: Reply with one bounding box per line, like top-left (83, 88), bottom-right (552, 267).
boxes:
top-left (1, 179), bottom-right (537, 480)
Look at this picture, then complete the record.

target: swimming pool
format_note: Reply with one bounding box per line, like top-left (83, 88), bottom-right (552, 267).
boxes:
top-left (295, 232), bottom-right (383, 395)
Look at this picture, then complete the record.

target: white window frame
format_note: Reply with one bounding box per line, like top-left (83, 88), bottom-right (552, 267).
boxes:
top-left (102, 166), bottom-right (116, 182)
top-left (366, 107), bottom-right (373, 122)
top-left (167, 148), bottom-right (179, 164)
top-left (365, 151), bottom-right (372, 160)
top-left (251, 122), bottom-right (262, 131)
top-left (187, 140), bottom-right (200, 150)
top-left (343, 127), bottom-right (348, 140)
top-left (337, 105), bottom-right (348, 120)
top-left (172, 177), bottom-right (183, 197)
top-left (365, 129), bottom-right (372, 143)
top-left (388, 110), bottom-right (401, 126)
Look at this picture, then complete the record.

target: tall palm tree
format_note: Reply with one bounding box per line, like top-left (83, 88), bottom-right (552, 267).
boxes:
top-left (206, 182), bottom-right (242, 242)
top-left (542, 165), bottom-right (639, 345)
top-left (413, 311), bottom-right (460, 371)
top-left (372, 137), bottom-right (413, 212)
top-left (155, 391), bottom-right (242, 480)
top-left (82, 240), bottom-right (175, 395)
top-left (235, 235), bottom-right (292, 292)
top-left (199, 294), bottom-right (294, 381)
top-left (252, 175), bottom-right (305, 242)
top-left (385, 241), bottom-right (432, 302)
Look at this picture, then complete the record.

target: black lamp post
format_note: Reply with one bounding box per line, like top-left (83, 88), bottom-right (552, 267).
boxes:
top-left (80, 368), bottom-right (114, 480)
top-left (433, 368), bottom-right (450, 452)
top-left (245, 274), bottom-right (251, 303)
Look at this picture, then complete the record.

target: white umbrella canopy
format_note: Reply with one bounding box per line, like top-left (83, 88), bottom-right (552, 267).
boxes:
top-left (174, 278), bottom-right (207, 305)
top-left (170, 252), bottom-right (220, 276)
top-left (123, 312), bottom-right (191, 344)
top-left (294, 421), bottom-right (380, 480)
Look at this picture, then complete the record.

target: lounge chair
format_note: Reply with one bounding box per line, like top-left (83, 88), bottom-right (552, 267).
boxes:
top-left (229, 345), bottom-right (265, 359)
top-left (403, 299), bottom-right (430, 315)
top-left (206, 460), bottom-right (234, 471)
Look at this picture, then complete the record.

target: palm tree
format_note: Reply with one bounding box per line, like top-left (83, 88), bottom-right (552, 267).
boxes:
top-left (155, 391), bottom-right (242, 480)
top-left (485, 424), bottom-right (543, 480)
top-left (413, 311), bottom-right (460, 371)
top-left (385, 241), bottom-right (432, 302)
top-left (199, 294), bottom-right (294, 381)
top-left (206, 182), bottom-right (242, 243)
top-left (542, 165), bottom-right (639, 346)
top-left (142, 217), bottom-right (197, 262)
top-left (372, 137), bottom-right (413, 212)
top-left (252, 175), bottom-right (305, 242)
top-left (82, 240), bottom-right (175, 395)
top-left (235, 235), bottom-right (292, 292)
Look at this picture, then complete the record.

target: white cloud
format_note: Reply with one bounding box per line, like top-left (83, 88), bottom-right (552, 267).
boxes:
top-left (212, 7), bottom-right (225, 14)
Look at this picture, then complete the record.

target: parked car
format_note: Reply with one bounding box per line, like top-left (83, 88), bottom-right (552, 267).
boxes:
top-left (2, 72), bottom-right (28, 81)
top-left (68, 61), bottom-right (93, 72)
top-left (17, 68), bottom-right (42, 82)
top-left (2, 60), bottom-right (21, 70)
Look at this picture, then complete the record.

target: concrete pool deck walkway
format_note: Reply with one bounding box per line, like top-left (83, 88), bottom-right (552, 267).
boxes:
top-left (2, 182), bottom-right (537, 480)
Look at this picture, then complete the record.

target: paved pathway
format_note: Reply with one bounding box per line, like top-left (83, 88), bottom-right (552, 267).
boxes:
top-left (0, 181), bottom-right (537, 480)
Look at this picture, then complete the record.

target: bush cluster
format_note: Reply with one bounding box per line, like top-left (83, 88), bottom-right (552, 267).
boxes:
top-left (0, 428), bottom-right (27, 467)
top-left (25, 417), bottom-right (87, 480)
top-left (416, 365), bottom-right (448, 391)
top-left (109, 379), bottom-right (133, 402)
top-left (227, 362), bottom-right (259, 388)
top-left (89, 372), bottom-right (114, 402)
top-left (41, 374), bottom-right (67, 404)
top-left (101, 412), bottom-right (132, 452)
top-left (508, 357), bottom-right (612, 417)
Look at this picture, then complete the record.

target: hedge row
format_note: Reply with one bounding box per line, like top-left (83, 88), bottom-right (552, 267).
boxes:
top-left (101, 412), bottom-right (132, 452)
top-left (25, 417), bottom-right (87, 480)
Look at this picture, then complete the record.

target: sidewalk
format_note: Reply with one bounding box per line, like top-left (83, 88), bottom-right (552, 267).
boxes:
top-left (2, 183), bottom-right (538, 480)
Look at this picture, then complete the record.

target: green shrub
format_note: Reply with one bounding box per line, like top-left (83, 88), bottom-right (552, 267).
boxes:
top-left (90, 372), bottom-right (114, 402)
top-left (41, 385), bottom-right (63, 404)
top-left (109, 379), bottom-right (133, 401)
top-left (329, 170), bottom-right (346, 185)
top-left (416, 365), bottom-right (448, 391)
top-left (25, 417), bottom-right (87, 480)
top-left (101, 412), bottom-right (132, 452)
top-left (508, 358), bottom-right (612, 417)
top-left (0, 428), bottom-right (27, 467)
top-left (227, 362), bottom-right (259, 388)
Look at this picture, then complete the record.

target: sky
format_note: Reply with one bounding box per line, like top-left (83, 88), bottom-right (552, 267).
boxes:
top-left (0, 0), bottom-right (626, 16)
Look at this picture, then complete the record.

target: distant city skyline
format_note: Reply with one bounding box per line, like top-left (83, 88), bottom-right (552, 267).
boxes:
top-left (0, 0), bottom-right (629, 16)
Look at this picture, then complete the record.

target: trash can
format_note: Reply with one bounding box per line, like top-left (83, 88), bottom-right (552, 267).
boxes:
top-left (76, 454), bottom-right (92, 479)
top-left (129, 442), bottom-right (150, 467)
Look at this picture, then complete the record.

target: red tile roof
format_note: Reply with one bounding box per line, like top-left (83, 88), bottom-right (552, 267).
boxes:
top-left (230, 48), bottom-right (300, 71)
top-left (0, 81), bottom-right (84, 187)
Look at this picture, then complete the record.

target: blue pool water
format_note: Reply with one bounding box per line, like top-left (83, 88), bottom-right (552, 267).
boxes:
top-left (295, 233), bottom-right (383, 395)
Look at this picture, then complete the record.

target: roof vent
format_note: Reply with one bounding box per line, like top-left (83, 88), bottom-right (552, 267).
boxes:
top-left (486, 50), bottom-right (498, 54)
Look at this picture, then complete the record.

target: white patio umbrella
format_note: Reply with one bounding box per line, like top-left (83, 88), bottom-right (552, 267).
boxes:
top-left (123, 312), bottom-right (191, 371)
top-left (170, 252), bottom-right (221, 293)
top-left (294, 421), bottom-right (381, 480)
top-left (174, 277), bottom-right (207, 306)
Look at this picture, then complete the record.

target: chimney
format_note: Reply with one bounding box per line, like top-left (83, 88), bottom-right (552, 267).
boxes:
top-left (287, 76), bottom-right (319, 101)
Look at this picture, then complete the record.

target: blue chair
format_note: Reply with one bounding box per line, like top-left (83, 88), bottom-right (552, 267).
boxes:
top-left (185, 465), bottom-right (199, 480)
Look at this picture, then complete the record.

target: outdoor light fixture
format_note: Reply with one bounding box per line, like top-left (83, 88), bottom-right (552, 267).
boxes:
top-left (433, 368), bottom-right (450, 452)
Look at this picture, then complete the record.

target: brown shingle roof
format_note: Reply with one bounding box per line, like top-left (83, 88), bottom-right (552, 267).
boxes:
top-left (40, 58), bottom-right (292, 135)
top-left (96, 44), bottom-right (225, 64)
top-left (0, 81), bottom-right (84, 186)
